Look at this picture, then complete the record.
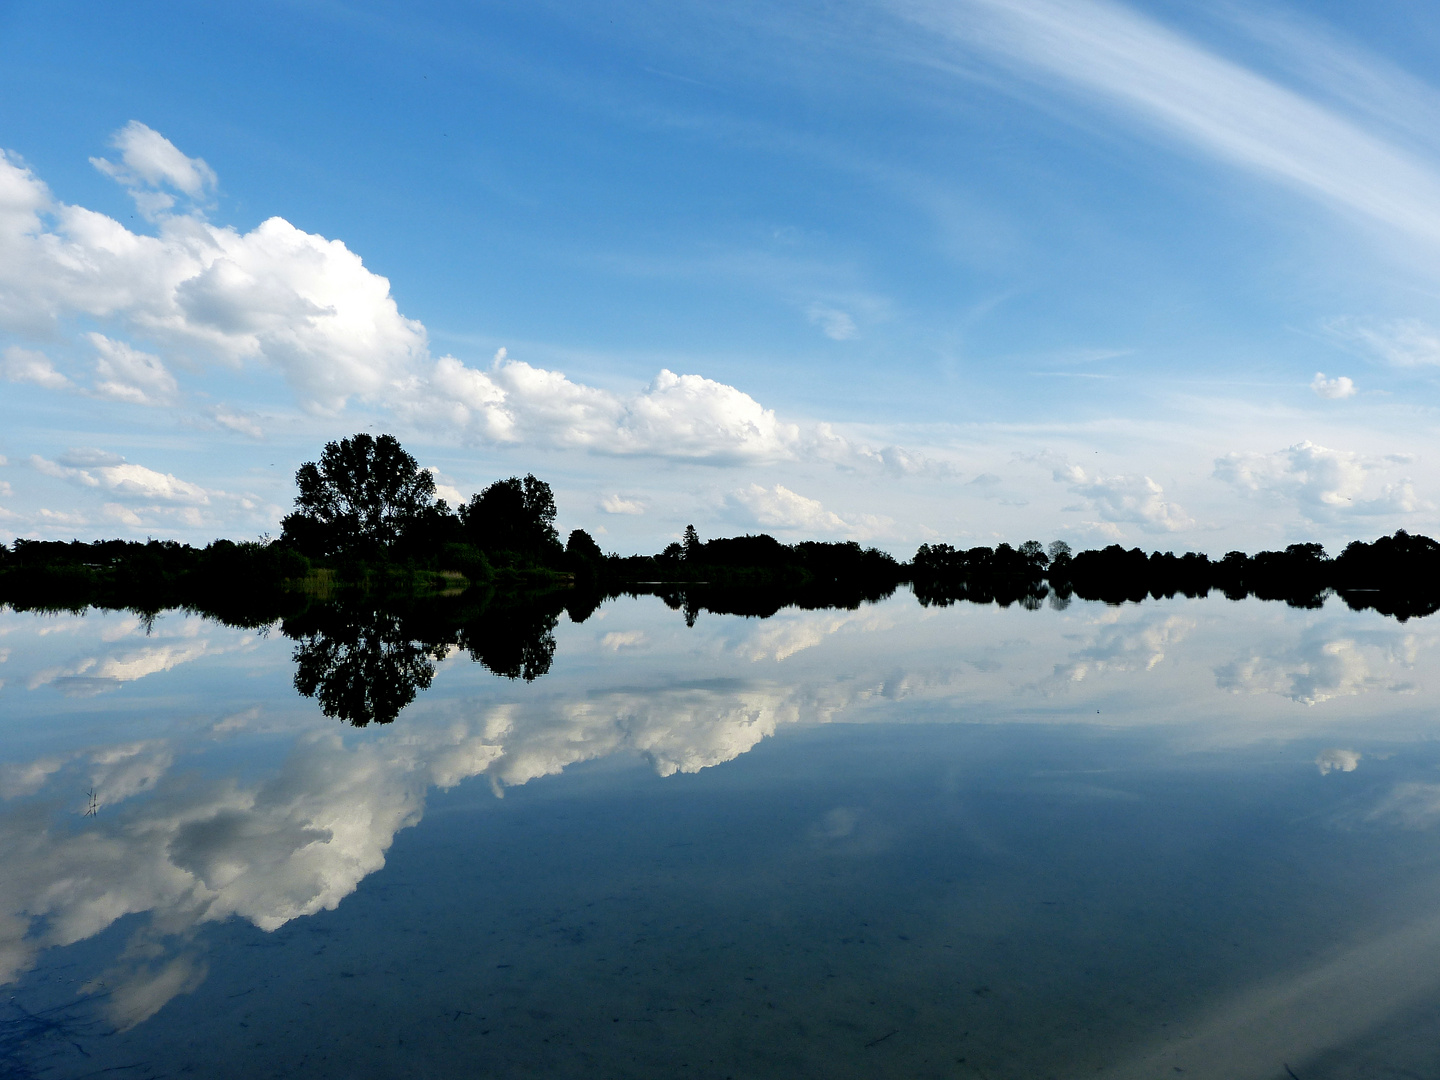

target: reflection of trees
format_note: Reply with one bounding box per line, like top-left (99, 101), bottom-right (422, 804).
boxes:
top-left (283, 589), bottom-right (578, 725)
top-left (456, 598), bottom-right (561, 682)
top-left (290, 606), bottom-right (448, 726)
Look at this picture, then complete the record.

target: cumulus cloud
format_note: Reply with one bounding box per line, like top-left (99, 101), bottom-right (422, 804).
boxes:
top-left (412, 351), bottom-right (814, 464)
top-left (17, 449), bottom-right (276, 533)
top-left (92, 121), bottom-right (217, 197)
top-left (1049, 458), bottom-right (1194, 532)
top-left (0, 130), bottom-right (942, 474)
top-left (90, 120), bottom-right (218, 221)
top-left (726, 482), bottom-right (891, 538)
top-left (422, 468), bottom-right (464, 507)
top-left (31, 453), bottom-right (211, 505)
top-left (90, 332), bottom-right (179, 405)
top-left (601, 494), bottom-right (646, 515)
top-left (1214, 441), bottom-right (1425, 520)
top-left (1, 345), bottom-right (71, 389)
top-left (1311, 372), bottom-right (1357, 399)
top-left (0, 145), bottom-right (425, 413)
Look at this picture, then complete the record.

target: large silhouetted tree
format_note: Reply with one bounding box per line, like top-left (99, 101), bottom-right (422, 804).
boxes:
top-left (459, 474), bottom-right (561, 559)
top-left (281, 434), bottom-right (436, 558)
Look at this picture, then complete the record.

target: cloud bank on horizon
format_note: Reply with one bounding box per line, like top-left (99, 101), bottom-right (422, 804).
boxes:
top-left (1, 0), bottom-right (1438, 553)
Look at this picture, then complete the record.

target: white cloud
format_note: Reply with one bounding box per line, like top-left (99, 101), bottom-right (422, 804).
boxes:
top-left (1317, 748), bottom-right (1362, 775)
top-left (210, 405), bottom-right (264, 439)
top-left (1214, 440), bottom-right (1424, 520)
top-left (726, 482), bottom-right (891, 538)
top-left (0, 132), bottom-right (944, 476)
top-left (90, 119), bottom-right (217, 220)
top-left (422, 467), bottom-right (464, 507)
top-left (916, 0), bottom-right (1440, 246)
top-left (413, 351), bottom-right (808, 464)
top-left (102, 503), bottom-right (144, 527)
top-left (89, 332), bottom-right (178, 405)
top-left (805, 302), bottom-right (857, 340)
top-left (1, 345), bottom-right (71, 389)
top-left (31, 454), bottom-right (211, 505)
top-left (0, 145), bottom-right (426, 413)
top-left (601, 494), bottom-right (646, 515)
top-left (1311, 372), bottom-right (1357, 399)
top-left (1049, 459), bottom-right (1193, 532)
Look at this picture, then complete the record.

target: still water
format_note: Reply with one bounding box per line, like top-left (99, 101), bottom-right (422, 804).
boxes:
top-left (2, 591), bottom-right (1439, 1079)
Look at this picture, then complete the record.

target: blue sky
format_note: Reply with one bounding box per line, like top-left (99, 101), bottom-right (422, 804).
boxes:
top-left (2, 0), bottom-right (1439, 554)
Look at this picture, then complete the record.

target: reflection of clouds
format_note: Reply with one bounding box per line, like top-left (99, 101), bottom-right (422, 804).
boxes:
top-left (12, 613), bottom-right (255, 696)
top-left (0, 676), bottom-right (880, 1023)
top-left (86, 945), bottom-right (208, 1031)
top-left (1316, 748), bottom-right (1361, 775)
top-left (0, 741), bottom-right (172, 806)
top-left (599, 630), bottom-right (648, 651)
top-left (814, 806), bottom-right (860, 839)
top-left (731, 609), bottom-right (893, 662)
top-left (1217, 629), bottom-right (1421, 705)
top-left (28, 640), bottom-right (213, 693)
top-left (1367, 783), bottom-right (1440, 828)
top-left (1046, 613), bottom-right (1195, 687)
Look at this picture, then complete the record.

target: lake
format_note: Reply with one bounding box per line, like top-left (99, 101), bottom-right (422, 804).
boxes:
top-left (2, 590), bottom-right (1439, 1079)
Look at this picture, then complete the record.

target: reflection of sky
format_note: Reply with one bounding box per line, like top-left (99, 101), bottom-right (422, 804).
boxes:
top-left (3, 594), bottom-right (1440, 1061)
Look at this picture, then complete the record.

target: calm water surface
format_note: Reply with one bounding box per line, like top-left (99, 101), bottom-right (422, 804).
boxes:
top-left (2, 592), bottom-right (1440, 1079)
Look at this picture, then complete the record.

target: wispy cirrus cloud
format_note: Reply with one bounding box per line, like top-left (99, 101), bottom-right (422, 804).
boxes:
top-left (903, 0), bottom-right (1440, 247)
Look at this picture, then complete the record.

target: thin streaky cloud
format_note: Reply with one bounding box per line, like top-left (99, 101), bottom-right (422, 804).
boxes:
top-left (902, 0), bottom-right (1440, 246)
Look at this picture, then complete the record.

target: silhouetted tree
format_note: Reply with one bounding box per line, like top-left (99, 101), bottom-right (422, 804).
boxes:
top-left (682, 524), bottom-right (701, 560)
top-left (459, 474), bottom-right (561, 560)
top-left (458, 602), bottom-right (559, 680)
top-left (289, 604), bottom-right (445, 725)
top-left (281, 434), bottom-right (436, 558)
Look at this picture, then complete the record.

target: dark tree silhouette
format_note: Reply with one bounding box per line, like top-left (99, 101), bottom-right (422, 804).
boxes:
top-left (290, 605), bottom-right (446, 726)
top-left (457, 603), bottom-right (559, 681)
top-left (459, 474), bottom-right (561, 559)
top-left (281, 434), bottom-right (436, 558)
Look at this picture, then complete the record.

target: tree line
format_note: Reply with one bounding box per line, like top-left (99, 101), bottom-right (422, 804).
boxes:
top-left (2, 432), bottom-right (1438, 622)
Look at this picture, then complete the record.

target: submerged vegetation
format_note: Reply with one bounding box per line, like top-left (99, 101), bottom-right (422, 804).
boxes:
top-left (3, 432), bottom-right (1440, 724)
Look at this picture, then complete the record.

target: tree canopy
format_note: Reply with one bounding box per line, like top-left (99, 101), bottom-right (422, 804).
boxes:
top-left (459, 474), bottom-right (561, 558)
top-left (281, 434), bottom-right (436, 557)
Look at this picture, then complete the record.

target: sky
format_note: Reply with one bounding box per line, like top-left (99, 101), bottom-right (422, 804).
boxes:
top-left (2, 0), bottom-right (1440, 556)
